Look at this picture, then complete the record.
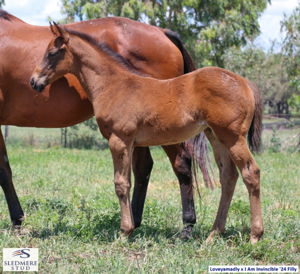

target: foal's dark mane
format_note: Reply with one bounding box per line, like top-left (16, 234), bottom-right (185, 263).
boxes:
top-left (64, 27), bottom-right (141, 75)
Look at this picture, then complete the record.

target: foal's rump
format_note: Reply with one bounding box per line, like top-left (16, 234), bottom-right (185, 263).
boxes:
top-left (194, 67), bottom-right (255, 127)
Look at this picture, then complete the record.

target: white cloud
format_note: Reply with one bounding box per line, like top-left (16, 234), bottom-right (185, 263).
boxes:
top-left (3, 0), bottom-right (63, 25)
top-left (256, 0), bottom-right (299, 50)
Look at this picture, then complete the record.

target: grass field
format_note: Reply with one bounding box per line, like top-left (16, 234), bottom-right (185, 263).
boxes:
top-left (0, 127), bottom-right (299, 273)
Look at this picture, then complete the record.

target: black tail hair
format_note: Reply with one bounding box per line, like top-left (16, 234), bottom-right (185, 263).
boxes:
top-left (163, 29), bottom-right (196, 73)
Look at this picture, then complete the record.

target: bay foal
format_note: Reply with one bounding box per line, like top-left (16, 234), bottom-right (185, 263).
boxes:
top-left (30, 24), bottom-right (264, 243)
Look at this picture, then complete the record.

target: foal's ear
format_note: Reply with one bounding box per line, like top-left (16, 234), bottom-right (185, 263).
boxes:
top-left (49, 21), bottom-right (69, 47)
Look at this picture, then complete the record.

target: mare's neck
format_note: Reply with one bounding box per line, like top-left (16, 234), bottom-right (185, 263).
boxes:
top-left (69, 35), bottom-right (130, 102)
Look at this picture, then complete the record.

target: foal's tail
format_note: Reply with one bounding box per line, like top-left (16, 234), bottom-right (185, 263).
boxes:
top-left (247, 80), bottom-right (263, 152)
top-left (164, 29), bottom-right (214, 191)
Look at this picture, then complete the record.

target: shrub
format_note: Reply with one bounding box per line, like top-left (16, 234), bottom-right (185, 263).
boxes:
top-left (66, 118), bottom-right (108, 150)
top-left (268, 127), bottom-right (282, 153)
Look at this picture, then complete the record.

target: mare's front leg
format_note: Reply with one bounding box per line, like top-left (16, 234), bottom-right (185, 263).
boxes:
top-left (0, 129), bottom-right (24, 228)
top-left (109, 134), bottom-right (135, 236)
top-left (163, 144), bottom-right (196, 238)
top-left (131, 147), bottom-right (153, 228)
top-left (131, 144), bottom-right (195, 239)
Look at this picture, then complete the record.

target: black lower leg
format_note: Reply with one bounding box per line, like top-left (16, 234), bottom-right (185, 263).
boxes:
top-left (131, 147), bottom-right (153, 228)
top-left (0, 168), bottom-right (24, 227)
top-left (163, 144), bottom-right (196, 238)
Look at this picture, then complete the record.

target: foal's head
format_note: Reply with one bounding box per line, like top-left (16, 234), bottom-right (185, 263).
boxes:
top-left (30, 22), bottom-right (72, 92)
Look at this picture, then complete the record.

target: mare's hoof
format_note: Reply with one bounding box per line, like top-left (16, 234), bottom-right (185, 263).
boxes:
top-left (12, 216), bottom-right (24, 230)
top-left (180, 225), bottom-right (193, 240)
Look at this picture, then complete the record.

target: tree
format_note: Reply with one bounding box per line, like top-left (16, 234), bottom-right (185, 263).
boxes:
top-left (281, 3), bottom-right (300, 115)
top-left (61, 0), bottom-right (270, 67)
top-left (224, 45), bottom-right (292, 116)
top-left (0, 0), bottom-right (5, 7)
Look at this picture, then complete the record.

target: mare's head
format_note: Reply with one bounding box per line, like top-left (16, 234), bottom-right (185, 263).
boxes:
top-left (30, 22), bottom-right (72, 92)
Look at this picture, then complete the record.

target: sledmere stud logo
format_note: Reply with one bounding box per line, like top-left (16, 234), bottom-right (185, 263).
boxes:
top-left (3, 248), bottom-right (38, 272)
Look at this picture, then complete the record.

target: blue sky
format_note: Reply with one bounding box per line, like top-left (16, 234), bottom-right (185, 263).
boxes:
top-left (2, 0), bottom-right (299, 50)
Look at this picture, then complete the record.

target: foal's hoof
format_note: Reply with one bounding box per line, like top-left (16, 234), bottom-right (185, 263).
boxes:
top-left (250, 232), bottom-right (263, 244)
top-left (120, 227), bottom-right (134, 238)
top-left (205, 230), bottom-right (220, 243)
top-left (250, 225), bottom-right (264, 244)
top-left (180, 225), bottom-right (193, 240)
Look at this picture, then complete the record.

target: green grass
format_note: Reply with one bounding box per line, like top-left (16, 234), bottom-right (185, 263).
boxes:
top-left (0, 142), bottom-right (299, 273)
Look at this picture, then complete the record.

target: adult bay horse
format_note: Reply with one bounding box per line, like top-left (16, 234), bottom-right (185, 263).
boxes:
top-left (30, 24), bottom-right (264, 244)
top-left (0, 9), bottom-right (205, 237)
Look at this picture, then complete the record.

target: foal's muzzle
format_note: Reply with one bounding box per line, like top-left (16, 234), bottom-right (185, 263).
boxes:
top-left (30, 77), bottom-right (46, 93)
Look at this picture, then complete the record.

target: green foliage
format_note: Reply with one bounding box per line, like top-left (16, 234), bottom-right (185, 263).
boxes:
top-left (268, 127), bottom-right (282, 153)
top-left (281, 3), bottom-right (300, 94)
top-left (60, 0), bottom-right (270, 67)
top-left (224, 46), bottom-right (292, 115)
top-left (0, 0), bottom-right (4, 7)
top-left (65, 118), bottom-right (108, 150)
top-left (288, 93), bottom-right (300, 114)
top-left (61, 0), bottom-right (89, 22)
top-left (190, 0), bottom-right (270, 67)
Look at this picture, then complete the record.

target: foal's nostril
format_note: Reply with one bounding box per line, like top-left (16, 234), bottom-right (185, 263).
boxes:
top-left (29, 77), bottom-right (45, 92)
top-left (30, 78), bottom-right (35, 88)
top-left (37, 84), bottom-right (45, 93)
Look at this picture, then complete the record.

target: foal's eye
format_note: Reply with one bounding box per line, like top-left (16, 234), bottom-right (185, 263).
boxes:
top-left (48, 51), bottom-right (58, 58)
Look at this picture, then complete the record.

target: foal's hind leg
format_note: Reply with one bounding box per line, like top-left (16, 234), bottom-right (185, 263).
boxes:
top-left (163, 144), bottom-right (196, 238)
top-left (229, 136), bottom-right (263, 244)
top-left (0, 130), bottom-right (24, 228)
top-left (131, 147), bottom-right (153, 228)
top-left (204, 129), bottom-right (239, 242)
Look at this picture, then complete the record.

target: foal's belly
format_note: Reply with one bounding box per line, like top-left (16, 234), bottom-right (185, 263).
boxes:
top-left (134, 121), bottom-right (207, 147)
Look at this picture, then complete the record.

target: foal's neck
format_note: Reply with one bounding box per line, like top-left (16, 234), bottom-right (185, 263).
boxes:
top-left (69, 35), bottom-right (131, 102)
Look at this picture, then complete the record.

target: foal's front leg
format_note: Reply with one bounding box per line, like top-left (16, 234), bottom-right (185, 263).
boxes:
top-left (109, 134), bottom-right (135, 236)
